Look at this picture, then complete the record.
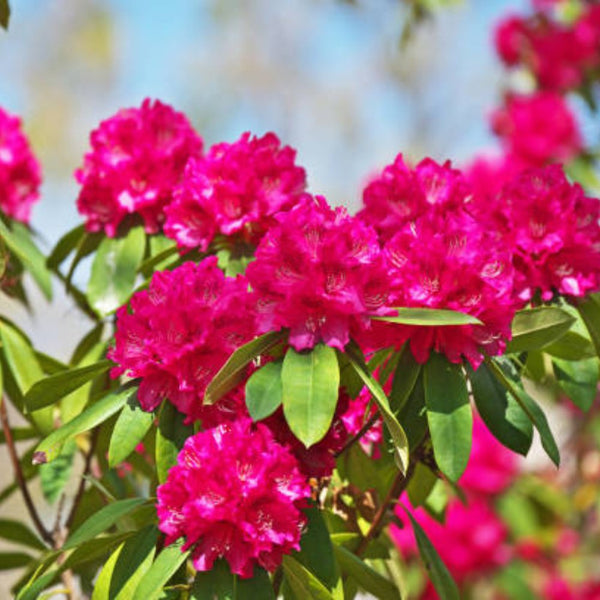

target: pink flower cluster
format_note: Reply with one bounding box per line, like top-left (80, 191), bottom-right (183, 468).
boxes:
top-left (76, 99), bottom-right (203, 236)
top-left (359, 156), bottom-right (517, 368)
top-left (157, 418), bottom-right (310, 578)
top-left (247, 195), bottom-right (390, 351)
top-left (392, 416), bottom-right (517, 587)
top-left (0, 106), bottom-right (41, 223)
top-left (495, 3), bottom-right (600, 93)
top-left (164, 132), bottom-right (307, 251)
top-left (108, 257), bottom-right (256, 422)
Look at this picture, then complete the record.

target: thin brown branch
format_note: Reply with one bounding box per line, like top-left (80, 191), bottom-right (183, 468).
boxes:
top-left (0, 397), bottom-right (53, 545)
top-left (355, 460), bottom-right (416, 557)
top-left (334, 413), bottom-right (379, 458)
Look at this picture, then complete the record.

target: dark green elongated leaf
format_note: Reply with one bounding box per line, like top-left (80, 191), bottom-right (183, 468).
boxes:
top-left (40, 438), bottom-right (76, 504)
top-left (345, 346), bottom-right (409, 474)
top-left (46, 224), bottom-right (86, 269)
top-left (138, 240), bottom-right (178, 274)
top-left (92, 525), bottom-right (158, 600)
top-left (372, 307), bottom-right (482, 326)
top-left (468, 362), bottom-right (533, 456)
top-left (109, 394), bottom-right (154, 467)
top-left (70, 323), bottom-right (105, 366)
top-left (62, 532), bottom-right (136, 571)
top-left (0, 320), bottom-right (53, 434)
top-left (63, 497), bottom-right (147, 550)
top-left (332, 545), bottom-right (400, 600)
top-left (16, 568), bottom-right (60, 600)
top-left (553, 357), bottom-right (599, 412)
top-left (87, 226), bottom-right (145, 315)
top-left (507, 307), bottom-right (575, 353)
top-left (423, 353), bottom-right (472, 482)
top-left (0, 552), bottom-right (34, 570)
top-left (35, 352), bottom-right (68, 375)
top-left (204, 331), bottom-right (285, 405)
top-left (24, 359), bottom-right (112, 411)
top-left (156, 401), bottom-right (193, 484)
top-left (390, 346), bottom-right (421, 413)
top-left (34, 383), bottom-right (136, 464)
top-left (190, 560), bottom-right (235, 600)
top-left (400, 506), bottom-right (459, 600)
top-left (0, 519), bottom-right (45, 550)
top-left (0, 220), bottom-right (52, 299)
top-left (577, 294), bottom-right (600, 357)
top-left (65, 230), bottom-right (103, 287)
top-left (0, 0), bottom-right (10, 29)
top-left (282, 345), bottom-right (340, 447)
top-left (236, 567), bottom-right (275, 600)
top-left (245, 361), bottom-right (283, 421)
top-left (544, 331), bottom-right (595, 360)
top-left (407, 462), bottom-right (438, 508)
top-left (0, 426), bottom-right (37, 444)
top-left (487, 357), bottom-right (560, 466)
top-left (132, 539), bottom-right (190, 600)
top-left (282, 555), bottom-right (334, 600)
top-left (397, 370), bottom-right (428, 451)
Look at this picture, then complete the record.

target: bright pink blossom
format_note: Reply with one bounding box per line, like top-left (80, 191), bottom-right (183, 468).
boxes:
top-left (358, 154), bottom-right (469, 243)
top-left (0, 107), bottom-right (41, 223)
top-left (246, 195), bottom-right (390, 351)
top-left (109, 257), bottom-right (256, 422)
top-left (157, 418), bottom-right (310, 578)
top-left (491, 92), bottom-right (582, 167)
top-left (340, 387), bottom-right (382, 457)
top-left (164, 132), bottom-right (307, 251)
top-left (496, 165), bottom-right (600, 301)
top-left (76, 99), bottom-right (203, 237)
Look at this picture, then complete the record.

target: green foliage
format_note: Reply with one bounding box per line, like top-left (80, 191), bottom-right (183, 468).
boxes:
top-left (155, 401), bottom-right (193, 484)
top-left (245, 360), bottom-right (283, 421)
top-left (0, 0), bottom-right (9, 29)
top-left (506, 307), bottom-right (575, 353)
top-left (373, 306), bottom-right (482, 326)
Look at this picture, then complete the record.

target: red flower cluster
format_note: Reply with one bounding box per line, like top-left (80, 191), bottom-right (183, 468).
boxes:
top-left (157, 418), bottom-right (310, 578)
top-left (164, 132), bottom-right (307, 251)
top-left (76, 99), bottom-right (203, 236)
top-left (495, 4), bottom-right (600, 93)
top-left (108, 257), bottom-right (256, 422)
top-left (0, 106), bottom-right (41, 223)
top-left (247, 195), bottom-right (390, 351)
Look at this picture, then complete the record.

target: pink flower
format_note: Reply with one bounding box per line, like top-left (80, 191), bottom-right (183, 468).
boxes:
top-left (157, 418), bottom-right (310, 578)
top-left (358, 154), bottom-right (469, 243)
top-left (496, 165), bottom-right (600, 301)
top-left (463, 152), bottom-right (523, 200)
top-left (164, 132), bottom-right (307, 251)
top-left (0, 107), bottom-right (41, 223)
top-left (340, 387), bottom-right (383, 457)
top-left (246, 195), bottom-right (390, 351)
top-left (491, 92), bottom-right (582, 167)
top-left (108, 256), bottom-right (256, 422)
top-left (75, 99), bottom-right (203, 237)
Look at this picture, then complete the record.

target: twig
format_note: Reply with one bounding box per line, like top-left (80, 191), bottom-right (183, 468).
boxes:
top-left (334, 413), bottom-right (379, 458)
top-left (354, 460), bottom-right (415, 557)
top-left (0, 397), bottom-right (53, 545)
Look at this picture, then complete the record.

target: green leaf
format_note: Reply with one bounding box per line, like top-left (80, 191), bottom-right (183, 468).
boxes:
top-left (34, 383), bottom-right (136, 464)
top-left (423, 353), bottom-right (472, 482)
top-left (400, 506), bottom-right (459, 600)
top-left (407, 462), bottom-right (438, 508)
top-left (132, 539), bottom-right (190, 600)
top-left (62, 532), bottom-right (136, 571)
top-left (87, 226), bottom-right (145, 316)
top-left (543, 331), bottom-right (596, 360)
top-left (0, 0), bottom-right (10, 30)
top-left (65, 231), bottom-right (103, 287)
top-left (553, 357), bottom-right (599, 412)
top-left (0, 552), bottom-right (34, 570)
top-left (70, 323), bottom-right (105, 366)
top-left (507, 307), bottom-right (575, 353)
top-left (0, 320), bottom-right (52, 434)
top-left (24, 359), bottom-right (112, 411)
top-left (245, 361), bottom-right (283, 421)
top-left (156, 401), bottom-right (193, 484)
top-left (487, 357), bottom-right (560, 467)
top-left (0, 220), bottom-right (52, 299)
top-left (91, 526), bottom-right (158, 600)
top-left (40, 438), bottom-right (76, 504)
top-left (0, 426), bottom-right (37, 444)
top-left (282, 555), bottom-right (334, 600)
top-left (190, 560), bottom-right (235, 600)
top-left (63, 497), bottom-right (147, 550)
top-left (0, 519), bottom-right (45, 550)
top-left (397, 370), bottom-right (428, 451)
top-left (282, 345), bottom-right (340, 447)
top-left (332, 545), bottom-right (400, 600)
top-left (109, 394), bottom-right (154, 468)
top-left (204, 331), bottom-right (285, 405)
top-left (372, 307), bottom-right (482, 326)
top-left (577, 294), bottom-right (600, 357)
top-left (389, 346), bottom-right (421, 413)
top-left (16, 568), bottom-right (60, 600)
top-left (46, 224), bottom-right (86, 269)
top-left (468, 362), bottom-right (533, 456)
top-left (138, 236), bottom-right (178, 274)
top-left (345, 345), bottom-right (409, 474)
